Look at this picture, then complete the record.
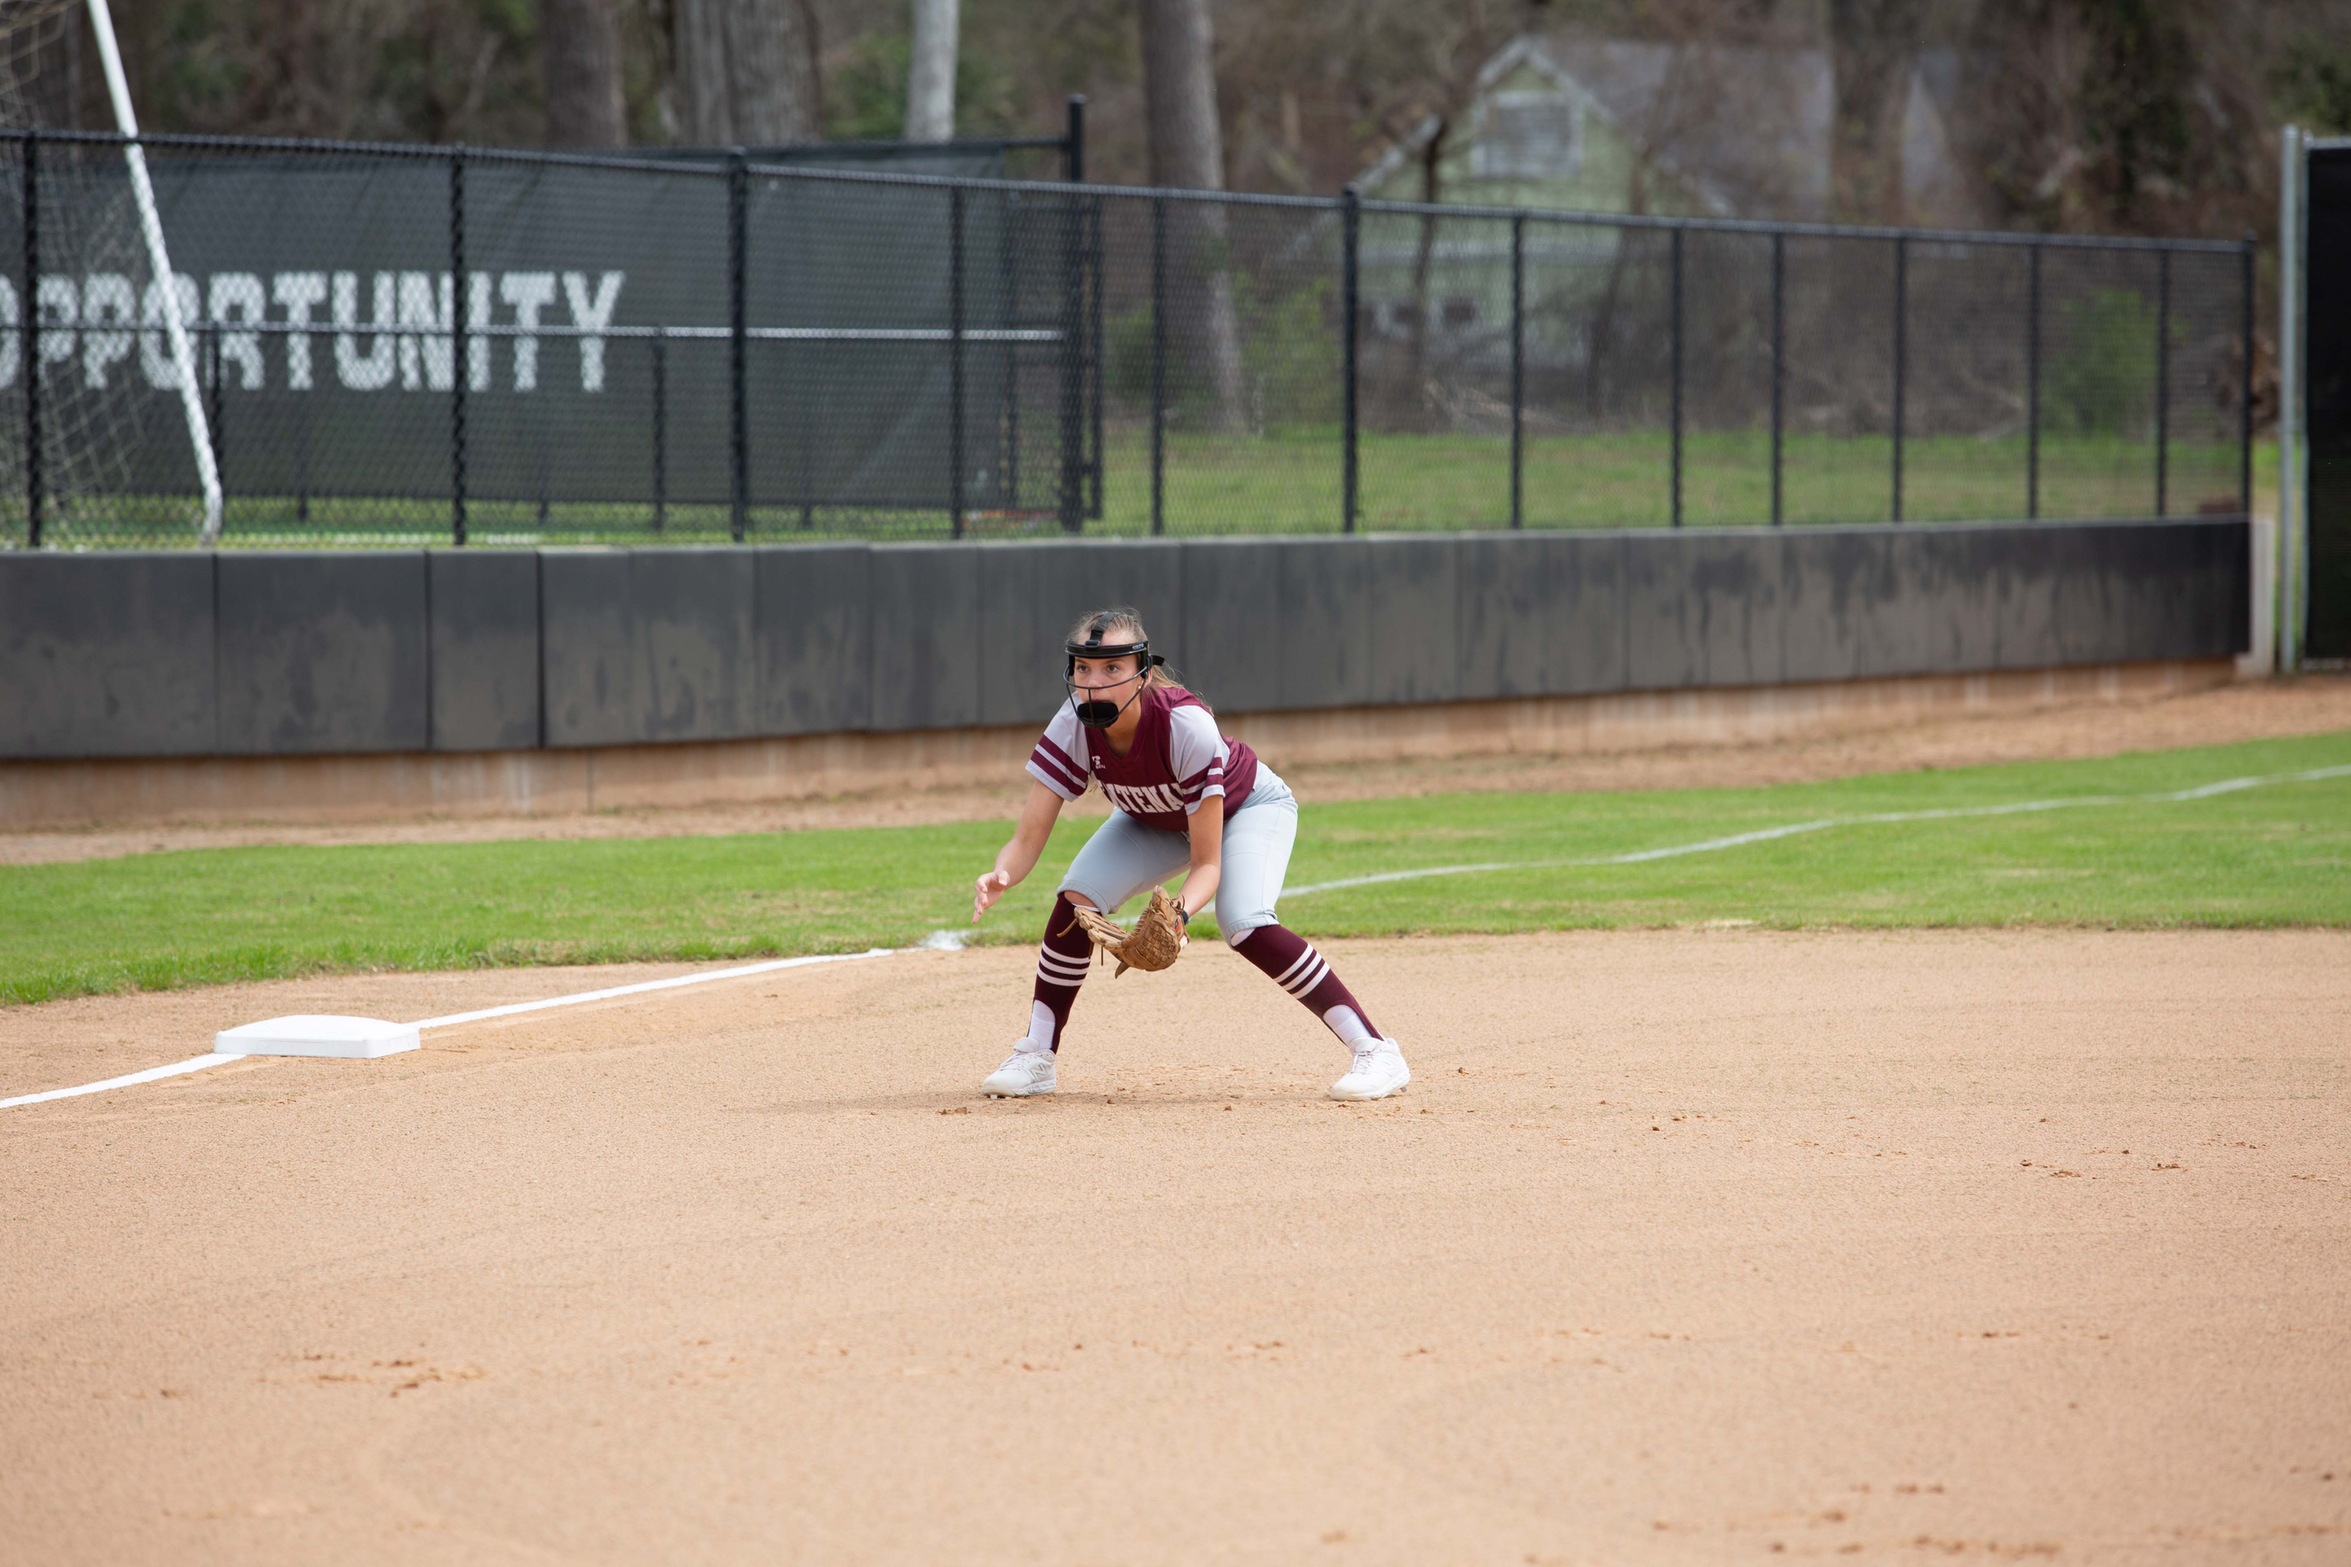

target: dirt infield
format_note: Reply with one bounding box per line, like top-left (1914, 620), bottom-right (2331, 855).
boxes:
top-left (4, 930), bottom-right (2347, 1564)
top-left (7, 673), bottom-right (2348, 866)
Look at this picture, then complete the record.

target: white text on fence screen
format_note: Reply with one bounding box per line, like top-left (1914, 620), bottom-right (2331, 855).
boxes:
top-left (0, 269), bottom-right (626, 394)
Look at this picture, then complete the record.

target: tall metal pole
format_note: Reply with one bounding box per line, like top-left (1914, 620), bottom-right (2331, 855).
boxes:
top-left (1341, 184), bottom-right (1360, 534)
top-left (449, 145), bottom-right (468, 546)
top-left (2281, 126), bottom-right (2304, 672)
top-left (1770, 230), bottom-right (1784, 528)
top-left (1669, 225), bottom-right (1683, 529)
top-left (1510, 214), bottom-right (1525, 530)
top-left (728, 149), bottom-right (749, 543)
top-left (205, 323), bottom-right (223, 493)
top-left (87, 0), bottom-right (220, 544)
top-left (948, 185), bottom-right (966, 539)
top-left (1065, 94), bottom-right (1085, 182)
top-left (1890, 234), bottom-right (1906, 524)
top-left (1151, 192), bottom-right (1166, 536)
top-left (22, 129), bottom-right (39, 549)
top-left (2154, 247), bottom-right (2170, 518)
top-left (2027, 245), bottom-right (2042, 521)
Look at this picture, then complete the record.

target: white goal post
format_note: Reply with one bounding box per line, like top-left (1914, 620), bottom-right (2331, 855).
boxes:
top-left (83, 0), bottom-right (221, 544)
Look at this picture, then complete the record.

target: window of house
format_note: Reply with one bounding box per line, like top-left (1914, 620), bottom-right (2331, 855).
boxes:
top-left (1471, 91), bottom-right (1582, 180)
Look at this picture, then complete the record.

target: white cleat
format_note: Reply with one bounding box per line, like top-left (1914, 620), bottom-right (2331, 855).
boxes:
top-left (982, 1047), bottom-right (1058, 1098)
top-left (1330, 1038), bottom-right (1411, 1102)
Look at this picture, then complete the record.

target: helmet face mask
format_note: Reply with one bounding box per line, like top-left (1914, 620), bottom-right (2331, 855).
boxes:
top-left (1065, 619), bottom-right (1164, 729)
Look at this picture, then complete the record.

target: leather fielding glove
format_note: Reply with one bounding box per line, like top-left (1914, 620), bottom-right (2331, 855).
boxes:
top-left (1070, 887), bottom-right (1188, 977)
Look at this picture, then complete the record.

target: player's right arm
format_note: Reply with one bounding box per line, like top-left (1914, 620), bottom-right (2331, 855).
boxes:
top-left (973, 780), bottom-right (1067, 922)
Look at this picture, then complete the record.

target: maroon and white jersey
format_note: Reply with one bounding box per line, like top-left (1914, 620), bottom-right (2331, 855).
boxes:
top-left (1026, 684), bottom-right (1261, 834)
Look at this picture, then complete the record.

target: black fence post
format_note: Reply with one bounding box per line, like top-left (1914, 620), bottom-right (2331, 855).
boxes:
top-left (796, 337), bottom-right (816, 530)
top-left (21, 128), bottom-right (38, 549)
top-left (1057, 138), bottom-right (1084, 533)
top-left (949, 185), bottom-right (966, 539)
top-left (2240, 235), bottom-right (2256, 515)
top-left (1064, 95), bottom-right (1085, 183)
top-left (1510, 213), bottom-right (1525, 530)
top-left (1088, 189), bottom-right (1103, 521)
top-left (2155, 247), bottom-right (2170, 518)
top-left (1001, 189), bottom-right (1020, 510)
top-left (651, 330), bottom-right (667, 533)
top-left (1669, 224), bottom-right (1683, 529)
top-left (1341, 184), bottom-right (1360, 535)
top-left (449, 144), bottom-right (468, 547)
top-left (728, 149), bottom-right (749, 543)
top-left (1890, 234), bottom-right (1906, 524)
top-left (1770, 230), bottom-right (1785, 528)
top-left (2027, 244), bottom-right (2041, 521)
top-left (1151, 192), bottom-right (1166, 536)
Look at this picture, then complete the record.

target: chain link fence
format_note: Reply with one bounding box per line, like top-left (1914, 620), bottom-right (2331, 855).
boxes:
top-left (0, 127), bottom-right (2252, 548)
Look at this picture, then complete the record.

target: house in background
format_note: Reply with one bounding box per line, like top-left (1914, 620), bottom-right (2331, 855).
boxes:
top-left (1347, 34), bottom-right (1980, 422)
top-left (1355, 33), bottom-right (1979, 225)
top-left (1355, 35), bottom-right (1831, 223)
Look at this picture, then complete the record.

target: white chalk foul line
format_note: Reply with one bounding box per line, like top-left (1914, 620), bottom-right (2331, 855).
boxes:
top-left (2, 947), bottom-right (904, 1112)
top-left (1283, 763), bottom-right (2351, 897)
top-left (406, 947), bottom-right (901, 1030)
top-left (0, 1052), bottom-right (239, 1111)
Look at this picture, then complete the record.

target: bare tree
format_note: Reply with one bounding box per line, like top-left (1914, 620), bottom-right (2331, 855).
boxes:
top-left (1827, 0), bottom-right (1925, 222)
top-left (544, 0), bottom-right (627, 146)
top-left (904, 0), bottom-right (957, 141)
top-left (1138, 0), bottom-right (1245, 431)
top-left (673, 0), bottom-right (817, 144)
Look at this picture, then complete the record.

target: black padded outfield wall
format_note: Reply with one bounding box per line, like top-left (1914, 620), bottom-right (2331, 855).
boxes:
top-left (0, 520), bottom-right (2249, 761)
top-left (2308, 144), bottom-right (2351, 661)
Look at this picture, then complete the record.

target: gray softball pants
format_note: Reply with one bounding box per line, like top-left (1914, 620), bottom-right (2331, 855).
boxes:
top-left (1056, 770), bottom-right (1298, 947)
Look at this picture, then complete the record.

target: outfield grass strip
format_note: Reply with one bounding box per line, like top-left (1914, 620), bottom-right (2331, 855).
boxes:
top-left (1284, 762), bottom-right (2351, 897)
top-left (6, 733), bottom-right (2346, 1008)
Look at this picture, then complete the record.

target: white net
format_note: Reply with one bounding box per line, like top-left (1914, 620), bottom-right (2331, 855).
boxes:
top-left (0, 0), bottom-right (168, 545)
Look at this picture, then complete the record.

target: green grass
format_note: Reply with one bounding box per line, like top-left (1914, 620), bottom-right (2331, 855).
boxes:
top-left (1111, 427), bottom-right (2242, 534)
top-left (4, 730), bottom-right (2347, 1007)
top-left (12, 428), bottom-right (2250, 549)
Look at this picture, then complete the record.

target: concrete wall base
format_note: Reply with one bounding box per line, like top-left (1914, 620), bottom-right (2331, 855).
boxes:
top-left (0, 658), bottom-right (2240, 832)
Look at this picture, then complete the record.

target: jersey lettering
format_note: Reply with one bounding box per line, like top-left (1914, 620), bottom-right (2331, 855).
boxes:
top-left (1101, 780), bottom-right (1186, 816)
top-left (1026, 684), bottom-right (1259, 834)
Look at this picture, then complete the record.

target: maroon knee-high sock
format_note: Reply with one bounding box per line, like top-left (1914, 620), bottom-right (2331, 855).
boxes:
top-left (1231, 923), bottom-right (1382, 1046)
top-left (1023, 893), bottom-right (1097, 1053)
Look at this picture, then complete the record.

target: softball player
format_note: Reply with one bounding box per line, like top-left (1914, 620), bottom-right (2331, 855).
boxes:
top-left (969, 608), bottom-right (1411, 1101)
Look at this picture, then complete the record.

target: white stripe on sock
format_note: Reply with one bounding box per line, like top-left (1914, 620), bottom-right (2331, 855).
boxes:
top-left (1271, 945), bottom-right (1320, 989)
top-left (1283, 956), bottom-right (1329, 997)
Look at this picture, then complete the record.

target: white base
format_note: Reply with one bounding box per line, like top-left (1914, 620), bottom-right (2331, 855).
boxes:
top-left (215, 1014), bottom-right (420, 1059)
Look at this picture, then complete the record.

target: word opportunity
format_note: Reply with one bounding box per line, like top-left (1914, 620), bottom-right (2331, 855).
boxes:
top-left (0, 270), bottom-right (628, 394)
